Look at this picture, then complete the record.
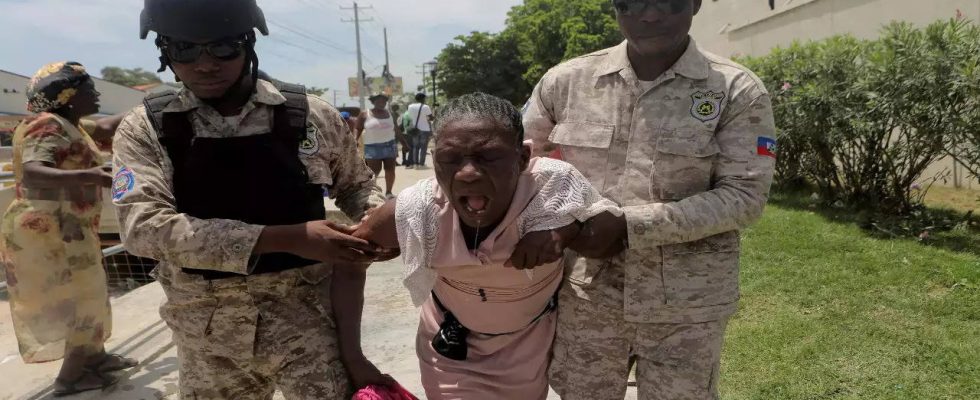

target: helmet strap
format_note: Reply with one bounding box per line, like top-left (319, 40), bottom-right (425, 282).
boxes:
top-left (154, 36), bottom-right (175, 77)
top-left (222, 32), bottom-right (259, 99)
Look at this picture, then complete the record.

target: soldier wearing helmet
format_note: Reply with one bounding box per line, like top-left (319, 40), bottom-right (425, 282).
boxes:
top-left (113, 1), bottom-right (393, 398)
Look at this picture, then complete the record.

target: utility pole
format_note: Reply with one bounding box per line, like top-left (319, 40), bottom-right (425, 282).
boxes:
top-left (342, 2), bottom-right (373, 111)
top-left (417, 64), bottom-right (428, 95)
top-left (424, 60), bottom-right (438, 107)
top-left (384, 28), bottom-right (390, 71)
top-left (382, 27), bottom-right (394, 95)
top-left (333, 90), bottom-right (338, 107)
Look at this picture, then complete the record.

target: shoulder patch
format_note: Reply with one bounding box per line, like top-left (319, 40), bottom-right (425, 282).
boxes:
top-left (112, 166), bottom-right (136, 201)
top-left (757, 137), bottom-right (777, 158)
top-left (299, 122), bottom-right (321, 157)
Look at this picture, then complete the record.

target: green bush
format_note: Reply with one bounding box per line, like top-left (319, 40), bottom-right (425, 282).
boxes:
top-left (740, 18), bottom-right (980, 214)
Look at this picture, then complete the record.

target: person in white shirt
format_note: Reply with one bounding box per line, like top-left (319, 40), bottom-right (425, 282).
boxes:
top-left (404, 93), bottom-right (434, 168)
top-left (358, 93), bottom-right (398, 198)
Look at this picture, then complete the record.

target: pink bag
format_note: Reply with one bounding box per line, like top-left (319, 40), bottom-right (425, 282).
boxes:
top-left (352, 383), bottom-right (419, 400)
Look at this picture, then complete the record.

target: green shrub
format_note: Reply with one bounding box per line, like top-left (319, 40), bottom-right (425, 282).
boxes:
top-left (741, 18), bottom-right (980, 215)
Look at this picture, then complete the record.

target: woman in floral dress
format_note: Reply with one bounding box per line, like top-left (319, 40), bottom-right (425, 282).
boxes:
top-left (1, 62), bottom-right (136, 396)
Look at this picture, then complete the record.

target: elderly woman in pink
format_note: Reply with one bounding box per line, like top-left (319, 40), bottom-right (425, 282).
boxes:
top-left (348, 92), bottom-right (621, 399)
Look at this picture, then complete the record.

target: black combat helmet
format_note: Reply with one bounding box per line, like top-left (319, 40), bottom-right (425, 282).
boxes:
top-left (140, 0), bottom-right (269, 41)
top-left (140, 0), bottom-right (267, 89)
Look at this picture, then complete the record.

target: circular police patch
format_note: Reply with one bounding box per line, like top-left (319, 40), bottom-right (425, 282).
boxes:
top-left (690, 91), bottom-right (726, 122)
top-left (111, 166), bottom-right (135, 201)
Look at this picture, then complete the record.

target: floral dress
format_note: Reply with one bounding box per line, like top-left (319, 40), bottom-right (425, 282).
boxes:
top-left (1, 112), bottom-right (111, 363)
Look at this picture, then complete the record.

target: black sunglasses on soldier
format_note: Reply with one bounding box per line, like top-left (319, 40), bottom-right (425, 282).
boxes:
top-left (612, 0), bottom-right (689, 15)
top-left (161, 37), bottom-right (247, 64)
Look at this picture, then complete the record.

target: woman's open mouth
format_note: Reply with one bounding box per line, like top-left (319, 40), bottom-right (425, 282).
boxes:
top-left (460, 195), bottom-right (490, 215)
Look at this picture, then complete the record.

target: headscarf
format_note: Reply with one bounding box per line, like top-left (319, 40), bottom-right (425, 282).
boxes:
top-left (26, 61), bottom-right (92, 113)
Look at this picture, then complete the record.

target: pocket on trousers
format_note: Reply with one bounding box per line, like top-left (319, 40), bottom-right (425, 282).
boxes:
top-left (159, 294), bottom-right (219, 345)
top-left (661, 232), bottom-right (740, 308)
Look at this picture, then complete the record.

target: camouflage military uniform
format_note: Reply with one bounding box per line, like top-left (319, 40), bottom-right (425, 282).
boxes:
top-left (524, 39), bottom-right (776, 399)
top-left (112, 80), bottom-right (384, 399)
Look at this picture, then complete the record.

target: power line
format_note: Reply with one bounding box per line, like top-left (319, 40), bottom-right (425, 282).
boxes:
top-left (267, 19), bottom-right (354, 54)
top-left (263, 35), bottom-right (333, 58)
top-left (261, 47), bottom-right (309, 65)
top-left (293, 0), bottom-right (333, 12)
top-left (367, 7), bottom-right (387, 27)
top-left (319, 0), bottom-right (343, 9)
top-left (341, 2), bottom-right (374, 110)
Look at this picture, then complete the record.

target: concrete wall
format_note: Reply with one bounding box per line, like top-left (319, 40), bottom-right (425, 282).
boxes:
top-left (0, 70), bottom-right (30, 116)
top-left (0, 69), bottom-right (145, 117)
top-left (691, 0), bottom-right (979, 188)
top-left (692, 0), bottom-right (980, 58)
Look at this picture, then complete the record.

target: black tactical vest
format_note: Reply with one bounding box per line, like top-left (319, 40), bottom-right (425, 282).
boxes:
top-left (143, 82), bottom-right (325, 280)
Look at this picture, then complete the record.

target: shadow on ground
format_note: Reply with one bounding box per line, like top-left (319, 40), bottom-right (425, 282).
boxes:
top-left (769, 190), bottom-right (980, 257)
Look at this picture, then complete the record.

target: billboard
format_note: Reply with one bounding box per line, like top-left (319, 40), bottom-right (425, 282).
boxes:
top-left (348, 76), bottom-right (404, 97)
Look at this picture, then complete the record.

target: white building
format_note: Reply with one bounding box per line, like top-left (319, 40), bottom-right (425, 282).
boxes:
top-left (691, 0), bottom-right (979, 188)
top-left (692, 0), bottom-right (979, 58)
top-left (1, 68), bottom-right (146, 117)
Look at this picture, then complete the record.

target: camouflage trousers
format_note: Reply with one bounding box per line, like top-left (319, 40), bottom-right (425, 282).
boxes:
top-left (549, 289), bottom-right (728, 400)
top-left (156, 264), bottom-right (350, 400)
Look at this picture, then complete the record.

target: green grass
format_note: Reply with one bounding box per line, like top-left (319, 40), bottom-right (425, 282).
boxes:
top-left (924, 186), bottom-right (980, 214)
top-left (721, 203), bottom-right (980, 399)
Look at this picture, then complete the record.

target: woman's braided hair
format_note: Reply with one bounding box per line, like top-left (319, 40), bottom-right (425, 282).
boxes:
top-left (434, 92), bottom-right (525, 147)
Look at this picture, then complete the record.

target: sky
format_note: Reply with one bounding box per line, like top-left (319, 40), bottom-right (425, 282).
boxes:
top-left (0, 0), bottom-right (523, 107)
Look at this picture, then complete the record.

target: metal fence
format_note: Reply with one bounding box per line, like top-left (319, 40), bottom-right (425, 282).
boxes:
top-left (102, 245), bottom-right (158, 291)
top-left (0, 245), bottom-right (157, 295)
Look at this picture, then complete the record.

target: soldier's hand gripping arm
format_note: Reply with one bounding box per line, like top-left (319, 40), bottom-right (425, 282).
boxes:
top-left (508, 222), bottom-right (581, 270)
top-left (260, 100), bottom-right (390, 264)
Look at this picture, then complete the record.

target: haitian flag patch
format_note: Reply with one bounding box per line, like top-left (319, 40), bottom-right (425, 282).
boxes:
top-left (757, 137), bottom-right (777, 158)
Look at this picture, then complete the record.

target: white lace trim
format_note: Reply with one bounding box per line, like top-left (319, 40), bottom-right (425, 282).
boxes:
top-left (396, 158), bottom-right (623, 307)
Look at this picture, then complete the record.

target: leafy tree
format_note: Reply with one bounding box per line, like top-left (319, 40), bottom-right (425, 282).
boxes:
top-left (434, 0), bottom-right (620, 104)
top-left (100, 67), bottom-right (162, 87)
top-left (505, 0), bottom-right (621, 88)
top-left (436, 31), bottom-right (530, 105)
top-left (939, 20), bottom-right (980, 179)
top-left (306, 87), bottom-right (328, 97)
top-left (742, 19), bottom-right (980, 214)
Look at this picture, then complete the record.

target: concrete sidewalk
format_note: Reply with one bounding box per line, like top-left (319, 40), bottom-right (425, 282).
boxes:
top-left (1, 165), bottom-right (638, 400)
top-left (0, 261), bottom-right (421, 400)
top-left (0, 166), bottom-right (438, 400)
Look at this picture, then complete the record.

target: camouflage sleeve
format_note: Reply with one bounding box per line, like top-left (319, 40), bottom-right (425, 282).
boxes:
top-left (623, 87), bottom-right (777, 250)
top-left (309, 98), bottom-right (384, 220)
top-left (20, 115), bottom-right (72, 165)
top-left (522, 72), bottom-right (559, 158)
top-left (111, 108), bottom-right (263, 273)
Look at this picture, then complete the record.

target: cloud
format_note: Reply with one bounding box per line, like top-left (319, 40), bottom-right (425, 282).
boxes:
top-left (0, 0), bottom-right (141, 44)
top-left (0, 0), bottom-right (522, 106)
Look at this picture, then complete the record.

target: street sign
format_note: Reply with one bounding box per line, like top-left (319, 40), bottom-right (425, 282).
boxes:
top-left (348, 76), bottom-right (404, 97)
